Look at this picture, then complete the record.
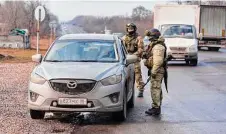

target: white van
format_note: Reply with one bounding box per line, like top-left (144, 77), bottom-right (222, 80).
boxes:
top-left (154, 5), bottom-right (199, 66)
top-left (159, 24), bottom-right (198, 66)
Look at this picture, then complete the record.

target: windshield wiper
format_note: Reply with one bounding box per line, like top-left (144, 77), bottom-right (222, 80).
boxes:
top-left (63, 60), bottom-right (98, 62)
top-left (63, 60), bottom-right (117, 62)
top-left (45, 60), bottom-right (63, 62)
top-left (97, 60), bottom-right (118, 63)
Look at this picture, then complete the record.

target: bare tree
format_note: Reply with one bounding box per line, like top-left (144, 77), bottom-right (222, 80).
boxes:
top-left (132, 6), bottom-right (152, 21)
top-left (0, 1), bottom-right (59, 36)
top-left (23, 1), bottom-right (40, 36)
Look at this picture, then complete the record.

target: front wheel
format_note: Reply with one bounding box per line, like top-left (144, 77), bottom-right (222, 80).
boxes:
top-left (185, 60), bottom-right (189, 65)
top-left (30, 110), bottom-right (45, 119)
top-left (208, 47), bottom-right (220, 51)
top-left (112, 89), bottom-right (127, 122)
top-left (128, 76), bottom-right (135, 108)
top-left (190, 59), bottom-right (198, 66)
top-left (127, 87), bottom-right (134, 108)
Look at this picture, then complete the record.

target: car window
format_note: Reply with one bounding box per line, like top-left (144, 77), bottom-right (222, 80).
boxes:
top-left (44, 40), bottom-right (118, 62)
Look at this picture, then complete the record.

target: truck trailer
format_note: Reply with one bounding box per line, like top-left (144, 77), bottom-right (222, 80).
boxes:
top-left (198, 5), bottom-right (226, 51)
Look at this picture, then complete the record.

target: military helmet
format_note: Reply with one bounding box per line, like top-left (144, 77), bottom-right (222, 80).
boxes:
top-left (144, 28), bottom-right (161, 39)
top-left (126, 23), bottom-right (137, 32)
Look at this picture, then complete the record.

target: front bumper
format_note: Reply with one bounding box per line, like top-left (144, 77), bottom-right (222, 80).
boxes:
top-left (28, 81), bottom-right (124, 113)
top-left (168, 52), bottom-right (198, 60)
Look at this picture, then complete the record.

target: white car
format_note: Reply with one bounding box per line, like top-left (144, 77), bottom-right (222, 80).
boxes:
top-left (28, 34), bottom-right (137, 121)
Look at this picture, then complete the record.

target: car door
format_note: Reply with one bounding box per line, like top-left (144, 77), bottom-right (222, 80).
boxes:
top-left (120, 39), bottom-right (134, 101)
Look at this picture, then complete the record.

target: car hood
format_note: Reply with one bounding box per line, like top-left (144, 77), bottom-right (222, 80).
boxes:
top-left (165, 38), bottom-right (197, 48)
top-left (37, 62), bottom-right (121, 81)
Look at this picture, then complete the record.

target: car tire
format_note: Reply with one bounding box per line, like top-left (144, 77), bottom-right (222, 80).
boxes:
top-left (127, 82), bottom-right (135, 108)
top-left (112, 89), bottom-right (127, 122)
top-left (213, 47), bottom-right (220, 51)
top-left (190, 59), bottom-right (198, 66)
top-left (30, 109), bottom-right (45, 119)
top-left (185, 60), bottom-right (189, 65)
top-left (53, 113), bottom-right (63, 118)
top-left (208, 47), bottom-right (220, 51)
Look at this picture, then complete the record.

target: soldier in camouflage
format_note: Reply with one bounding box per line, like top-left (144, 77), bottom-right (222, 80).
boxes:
top-left (122, 23), bottom-right (145, 97)
top-left (143, 28), bottom-right (167, 115)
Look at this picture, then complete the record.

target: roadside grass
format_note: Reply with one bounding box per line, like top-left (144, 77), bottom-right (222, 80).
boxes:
top-left (0, 48), bottom-right (47, 63)
top-left (0, 36), bottom-right (51, 63)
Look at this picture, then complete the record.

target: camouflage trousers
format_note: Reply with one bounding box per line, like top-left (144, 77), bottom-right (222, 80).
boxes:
top-left (134, 61), bottom-right (144, 91)
top-left (151, 73), bottom-right (164, 108)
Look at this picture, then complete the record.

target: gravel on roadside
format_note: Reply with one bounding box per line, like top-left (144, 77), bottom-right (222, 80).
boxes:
top-left (0, 63), bottom-right (75, 134)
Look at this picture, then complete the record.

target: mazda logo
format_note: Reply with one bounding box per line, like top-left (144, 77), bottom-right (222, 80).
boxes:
top-left (67, 81), bottom-right (77, 89)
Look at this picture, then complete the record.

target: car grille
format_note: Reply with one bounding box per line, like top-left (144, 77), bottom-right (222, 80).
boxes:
top-left (49, 79), bottom-right (96, 95)
top-left (170, 47), bottom-right (186, 51)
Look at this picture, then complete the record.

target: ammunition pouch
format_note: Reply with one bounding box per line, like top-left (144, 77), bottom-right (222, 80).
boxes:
top-left (144, 56), bottom-right (153, 69)
top-left (127, 43), bottom-right (138, 53)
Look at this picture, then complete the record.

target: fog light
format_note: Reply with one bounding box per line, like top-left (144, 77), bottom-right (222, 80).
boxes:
top-left (112, 96), bottom-right (118, 102)
top-left (52, 101), bottom-right (57, 107)
top-left (109, 92), bottom-right (120, 103)
top-left (87, 102), bottom-right (92, 108)
top-left (30, 91), bottom-right (39, 102)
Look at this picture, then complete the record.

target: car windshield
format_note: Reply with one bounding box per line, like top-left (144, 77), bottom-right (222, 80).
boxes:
top-left (44, 40), bottom-right (118, 62)
top-left (161, 24), bottom-right (195, 39)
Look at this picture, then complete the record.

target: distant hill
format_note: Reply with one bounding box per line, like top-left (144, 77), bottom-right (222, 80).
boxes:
top-left (67, 6), bottom-right (153, 34)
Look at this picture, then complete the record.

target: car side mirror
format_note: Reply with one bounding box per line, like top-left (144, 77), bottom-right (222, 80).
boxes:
top-left (125, 54), bottom-right (138, 66)
top-left (32, 54), bottom-right (42, 63)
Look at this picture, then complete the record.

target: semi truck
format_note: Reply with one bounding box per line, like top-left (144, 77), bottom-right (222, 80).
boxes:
top-left (154, 4), bottom-right (226, 65)
top-left (198, 5), bottom-right (226, 51)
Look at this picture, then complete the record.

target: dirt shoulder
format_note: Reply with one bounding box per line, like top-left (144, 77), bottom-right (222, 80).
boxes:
top-left (0, 48), bottom-right (47, 63)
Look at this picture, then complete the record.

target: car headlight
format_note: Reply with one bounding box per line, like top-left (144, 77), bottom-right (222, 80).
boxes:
top-left (100, 74), bottom-right (122, 86)
top-left (189, 45), bottom-right (197, 52)
top-left (30, 67), bottom-right (46, 84)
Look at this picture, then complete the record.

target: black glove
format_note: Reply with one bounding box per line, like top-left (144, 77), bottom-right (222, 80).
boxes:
top-left (142, 52), bottom-right (148, 59)
top-left (151, 73), bottom-right (156, 79)
top-left (148, 70), bottom-right (151, 76)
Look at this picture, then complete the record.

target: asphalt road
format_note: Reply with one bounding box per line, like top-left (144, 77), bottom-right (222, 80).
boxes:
top-left (60, 23), bottom-right (86, 35)
top-left (1, 49), bottom-right (226, 134)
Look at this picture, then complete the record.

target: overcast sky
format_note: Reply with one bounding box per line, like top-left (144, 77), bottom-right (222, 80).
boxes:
top-left (45, 0), bottom-right (169, 22)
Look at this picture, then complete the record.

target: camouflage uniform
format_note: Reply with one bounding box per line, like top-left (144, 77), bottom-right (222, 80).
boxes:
top-left (143, 29), bottom-right (167, 115)
top-left (144, 37), bottom-right (166, 108)
top-left (122, 34), bottom-right (145, 91)
top-left (122, 23), bottom-right (145, 97)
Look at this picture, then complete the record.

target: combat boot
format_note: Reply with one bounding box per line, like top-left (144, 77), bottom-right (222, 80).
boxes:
top-left (145, 107), bottom-right (161, 115)
top-left (137, 90), bottom-right (143, 98)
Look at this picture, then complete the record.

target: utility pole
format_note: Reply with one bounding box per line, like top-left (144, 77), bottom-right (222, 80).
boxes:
top-left (49, 20), bottom-right (57, 46)
top-left (34, 4), bottom-right (45, 54)
top-left (53, 26), bottom-right (56, 40)
top-left (49, 26), bottom-right (53, 46)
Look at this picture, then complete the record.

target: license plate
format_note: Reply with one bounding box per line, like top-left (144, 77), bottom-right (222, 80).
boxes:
top-left (173, 54), bottom-right (184, 58)
top-left (208, 41), bottom-right (217, 44)
top-left (58, 98), bottom-right (87, 105)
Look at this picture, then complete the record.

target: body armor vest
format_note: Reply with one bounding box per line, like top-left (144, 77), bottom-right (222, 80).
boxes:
top-left (144, 40), bottom-right (167, 69)
top-left (124, 34), bottom-right (138, 54)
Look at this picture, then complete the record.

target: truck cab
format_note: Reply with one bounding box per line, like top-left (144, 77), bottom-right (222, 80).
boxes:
top-left (159, 24), bottom-right (198, 66)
